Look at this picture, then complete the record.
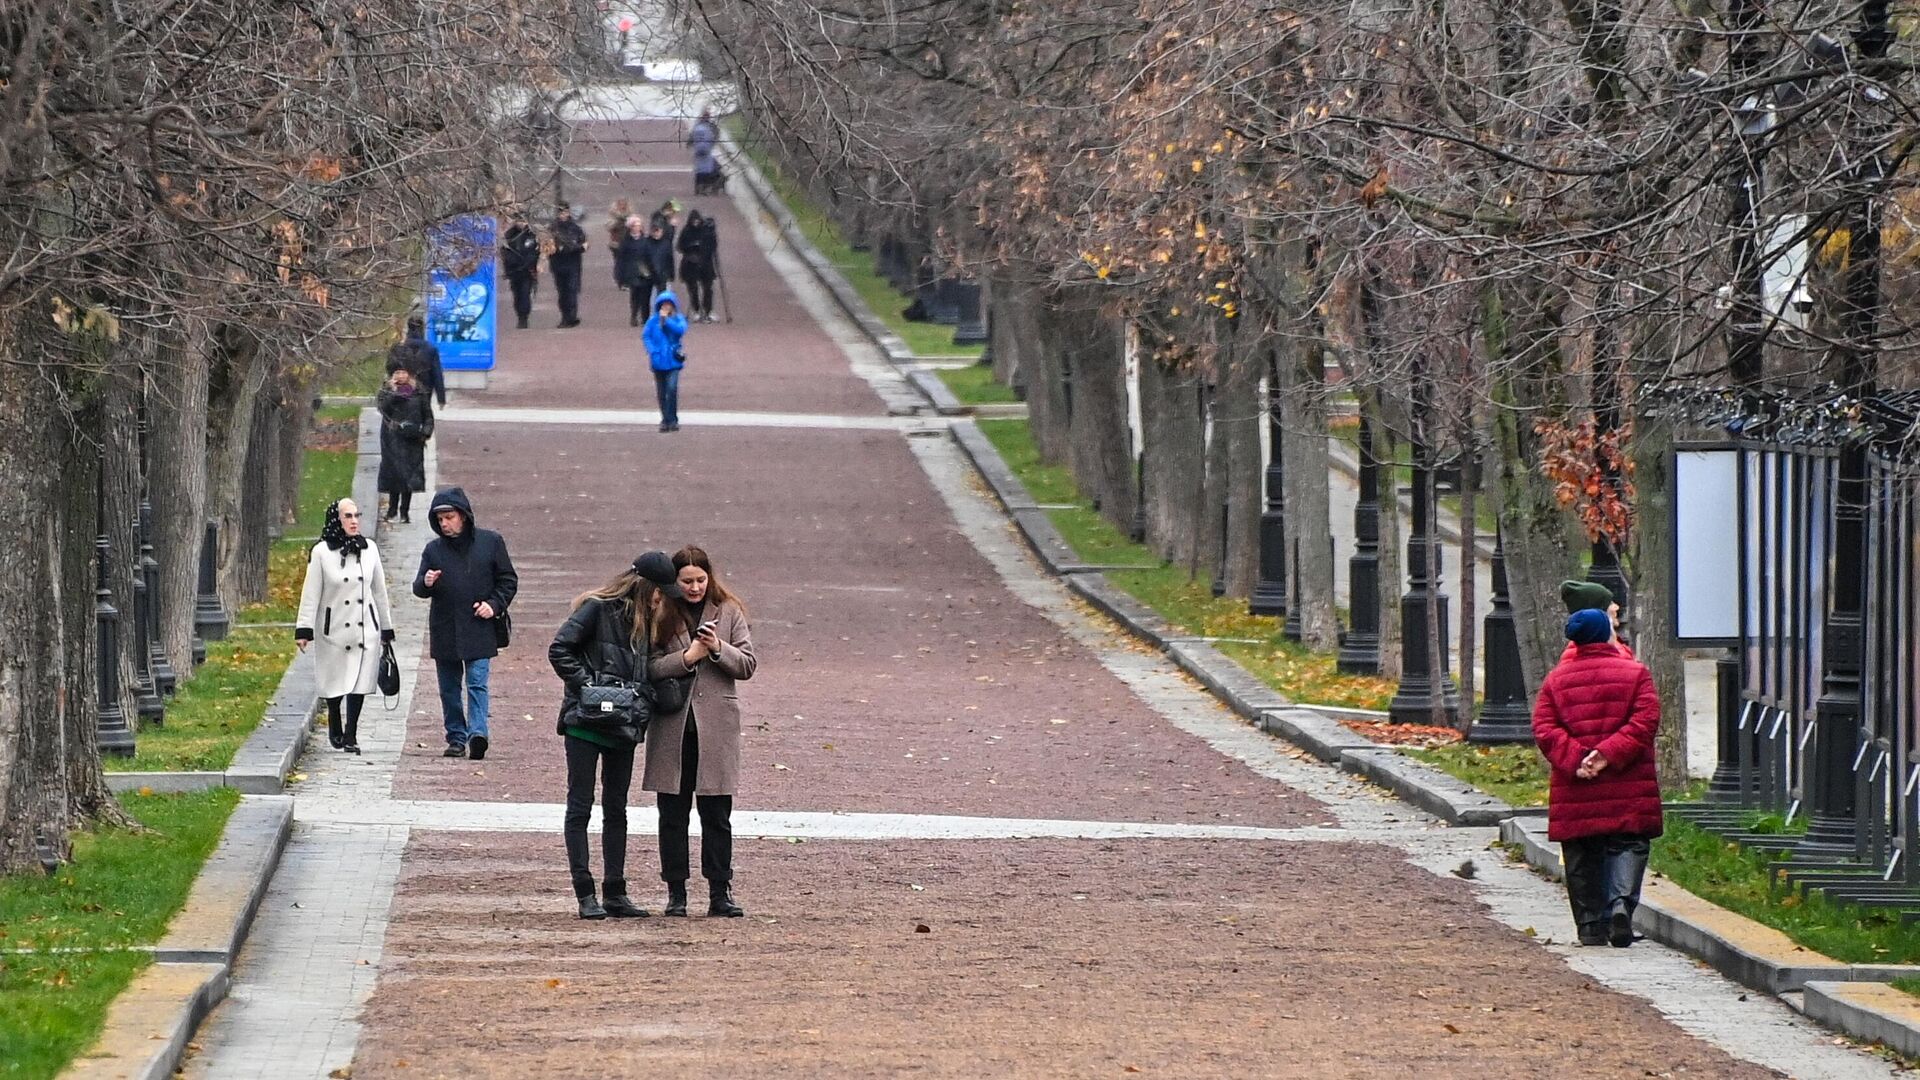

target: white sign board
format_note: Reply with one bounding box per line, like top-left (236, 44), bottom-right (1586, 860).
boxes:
top-left (1672, 447), bottom-right (1742, 644)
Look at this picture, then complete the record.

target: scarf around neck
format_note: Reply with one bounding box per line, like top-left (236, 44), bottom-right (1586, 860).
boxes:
top-left (322, 501), bottom-right (369, 566)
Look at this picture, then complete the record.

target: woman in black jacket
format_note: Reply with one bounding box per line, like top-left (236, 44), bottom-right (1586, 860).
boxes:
top-left (375, 368), bottom-right (433, 522)
top-left (548, 551), bottom-right (686, 920)
top-left (614, 216), bottom-right (652, 326)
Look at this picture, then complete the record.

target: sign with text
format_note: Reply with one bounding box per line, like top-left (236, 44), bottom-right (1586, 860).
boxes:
top-left (425, 215), bottom-right (498, 372)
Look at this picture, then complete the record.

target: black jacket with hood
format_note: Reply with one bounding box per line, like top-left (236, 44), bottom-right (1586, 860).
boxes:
top-left (412, 487), bottom-right (518, 662)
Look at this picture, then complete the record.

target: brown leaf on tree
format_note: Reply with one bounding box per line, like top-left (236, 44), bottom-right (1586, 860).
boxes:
top-left (1359, 167), bottom-right (1389, 208)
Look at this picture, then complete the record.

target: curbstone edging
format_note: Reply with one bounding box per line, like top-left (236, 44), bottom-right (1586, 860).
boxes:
top-left (950, 418), bottom-right (1038, 510)
top-left (1261, 708), bottom-right (1377, 763)
top-left (1165, 640), bottom-right (1291, 723)
top-left (63, 795), bottom-right (297, 1080)
top-left (907, 367), bottom-right (969, 416)
top-left (1498, 815), bottom-right (1920, 995)
top-left (61, 963), bottom-right (228, 1080)
top-left (153, 795), bottom-right (295, 964)
top-left (1803, 982), bottom-right (1920, 1059)
top-left (1064, 572), bottom-right (1174, 650)
top-left (1340, 746), bottom-right (1514, 825)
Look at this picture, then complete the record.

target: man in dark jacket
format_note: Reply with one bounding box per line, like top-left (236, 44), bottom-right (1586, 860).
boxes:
top-left (414, 487), bottom-right (518, 759)
top-left (384, 316), bottom-right (446, 408)
top-left (1533, 607), bottom-right (1663, 948)
top-left (548, 203), bottom-right (588, 328)
top-left (500, 212), bottom-right (541, 330)
top-left (638, 220), bottom-right (676, 313)
top-left (676, 210), bottom-right (718, 323)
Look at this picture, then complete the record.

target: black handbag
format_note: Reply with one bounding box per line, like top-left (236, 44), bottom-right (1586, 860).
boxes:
top-left (493, 607), bottom-right (512, 649)
top-left (377, 641), bottom-right (401, 697)
top-left (575, 677), bottom-right (647, 731)
top-left (652, 672), bottom-right (693, 714)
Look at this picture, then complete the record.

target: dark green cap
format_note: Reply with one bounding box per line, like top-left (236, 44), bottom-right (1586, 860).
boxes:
top-left (1560, 579), bottom-right (1614, 613)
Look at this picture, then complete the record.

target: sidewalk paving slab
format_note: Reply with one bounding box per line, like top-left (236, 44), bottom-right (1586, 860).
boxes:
top-left (62, 963), bottom-right (228, 1080)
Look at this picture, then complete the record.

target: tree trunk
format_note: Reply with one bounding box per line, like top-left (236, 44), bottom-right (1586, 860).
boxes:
top-left (1141, 350), bottom-right (1209, 573)
top-left (103, 368), bottom-right (145, 730)
top-left (149, 321), bottom-right (212, 674)
top-left (207, 326), bottom-right (271, 609)
top-left (233, 390), bottom-right (280, 604)
top-left (1283, 337), bottom-right (1338, 648)
top-left (1630, 411), bottom-right (1690, 791)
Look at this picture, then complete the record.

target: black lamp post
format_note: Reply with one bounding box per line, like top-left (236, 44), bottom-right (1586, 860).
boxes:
top-left (1338, 415), bottom-right (1383, 674)
top-left (194, 520), bottom-right (230, 663)
top-left (1250, 361), bottom-right (1288, 618)
top-left (1388, 432), bottom-right (1461, 725)
top-left (1468, 528), bottom-right (1532, 742)
top-left (1212, 501), bottom-right (1229, 598)
top-left (129, 526), bottom-right (164, 726)
top-left (94, 471), bottom-right (134, 756)
top-left (136, 408), bottom-right (177, 695)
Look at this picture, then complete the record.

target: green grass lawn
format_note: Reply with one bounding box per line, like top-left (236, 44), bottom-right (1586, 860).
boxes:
top-left (0, 789), bottom-right (240, 1080)
top-left (727, 119), bottom-right (985, 360)
top-left (976, 419), bottom-right (1397, 711)
top-left (936, 364), bottom-right (1019, 406)
top-left (1651, 816), bottom-right (1920, 965)
top-left (1407, 743), bottom-right (1551, 807)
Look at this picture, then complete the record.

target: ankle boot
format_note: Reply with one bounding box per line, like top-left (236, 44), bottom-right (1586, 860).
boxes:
top-left (602, 880), bottom-right (650, 918)
top-left (342, 715), bottom-right (361, 755)
top-left (708, 881), bottom-right (744, 918)
top-left (327, 713), bottom-right (344, 750)
top-left (663, 881), bottom-right (688, 917)
top-left (576, 880), bottom-right (605, 919)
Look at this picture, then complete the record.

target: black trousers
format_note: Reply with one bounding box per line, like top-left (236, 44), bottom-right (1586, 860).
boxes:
top-left (507, 273), bottom-right (535, 324)
top-left (1561, 834), bottom-right (1651, 939)
top-left (564, 735), bottom-right (636, 896)
top-left (383, 489), bottom-right (412, 519)
top-left (552, 262), bottom-right (582, 323)
top-left (628, 279), bottom-right (652, 321)
top-left (683, 273), bottom-right (714, 317)
top-left (657, 714), bottom-right (733, 883)
top-left (325, 694), bottom-right (365, 743)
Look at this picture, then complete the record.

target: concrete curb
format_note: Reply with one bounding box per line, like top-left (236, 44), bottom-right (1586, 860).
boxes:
top-left (1262, 708), bottom-right (1378, 763)
top-left (907, 367), bottom-right (969, 416)
top-left (63, 795), bottom-right (295, 1080)
top-left (62, 963), bottom-right (228, 1080)
top-left (950, 418), bottom-right (1038, 510)
top-left (1804, 982), bottom-right (1920, 1059)
top-left (1499, 815), bottom-right (1920, 994)
top-left (1340, 747), bottom-right (1514, 825)
top-left (153, 795), bottom-right (295, 964)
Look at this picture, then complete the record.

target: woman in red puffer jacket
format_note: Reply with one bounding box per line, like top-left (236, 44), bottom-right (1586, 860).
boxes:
top-left (1533, 607), bottom-right (1663, 948)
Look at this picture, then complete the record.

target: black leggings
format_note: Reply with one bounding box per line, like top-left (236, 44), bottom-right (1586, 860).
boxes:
top-left (565, 736), bottom-right (636, 896)
top-left (629, 280), bottom-right (652, 321)
top-left (325, 693), bottom-right (365, 745)
top-left (384, 490), bottom-right (412, 519)
top-left (682, 274), bottom-right (714, 317)
top-left (657, 714), bottom-right (733, 883)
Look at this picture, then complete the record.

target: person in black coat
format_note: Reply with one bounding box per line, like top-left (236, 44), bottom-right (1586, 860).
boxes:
top-left (548, 204), bottom-right (588, 328)
top-left (614, 217), bottom-right (654, 326)
top-left (500, 213), bottom-right (541, 330)
top-left (677, 210), bottom-right (719, 323)
top-left (413, 487), bottom-right (518, 759)
top-left (385, 315), bottom-right (446, 408)
top-left (375, 368), bottom-right (433, 522)
top-left (638, 220), bottom-right (676, 315)
top-left (548, 551), bottom-right (686, 920)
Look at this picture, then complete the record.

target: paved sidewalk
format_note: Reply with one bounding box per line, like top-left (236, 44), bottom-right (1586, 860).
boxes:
top-left (182, 105), bottom-right (1901, 1079)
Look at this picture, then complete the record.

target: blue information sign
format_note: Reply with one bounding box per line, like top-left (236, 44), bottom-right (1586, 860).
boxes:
top-left (425, 215), bottom-right (498, 372)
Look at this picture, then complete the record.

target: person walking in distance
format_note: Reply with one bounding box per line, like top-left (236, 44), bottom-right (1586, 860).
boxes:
top-left (414, 487), bottom-right (518, 760)
top-left (385, 315), bottom-right (446, 409)
top-left (645, 546), bottom-right (756, 917)
top-left (677, 210), bottom-right (718, 323)
top-left (549, 551), bottom-right (686, 919)
top-left (605, 197), bottom-right (633, 288)
top-left (642, 290), bottom-right (688, 433)
top-left (500, 212), bottom-right (541, 330)
top-left (687, 110), bottom-right (720, 195)
top-left (375, 368), bottom-right (433, 523)
top-left (547, 203), bottom-right (587, 328)
top-left (615, 216), bottom-right (654, 327)
top-left (639, 218), bottom-right (676, 313)
top-left (1532, 607), bottom-right (1664, 947)
top-left (295, 500), bottom-right (395, 755)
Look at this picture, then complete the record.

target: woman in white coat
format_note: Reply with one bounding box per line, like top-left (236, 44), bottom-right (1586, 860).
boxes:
top-left (295, 499), bottom-right (395, 754)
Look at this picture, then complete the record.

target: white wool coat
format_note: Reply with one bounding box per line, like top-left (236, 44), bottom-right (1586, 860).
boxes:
top-left (295, 540), bottom-right (396, 698)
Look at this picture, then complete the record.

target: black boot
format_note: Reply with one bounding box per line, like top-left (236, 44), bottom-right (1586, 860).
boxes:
top-left (602, 880), bottom-right (650, 918)
top-left (327, 711), bottom-right (344, 750)
top-left (663, 881), bottom-right (688, 917)
top-left (708, 881), bottom-right (744, 918)
top-left (577, 882), bottom-right (606, 920)
top-left (342, 714), bottom-right (361, 755)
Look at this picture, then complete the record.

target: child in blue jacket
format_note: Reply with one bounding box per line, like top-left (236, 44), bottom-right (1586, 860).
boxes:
top-left (643, 291), bottom-right (688, 432)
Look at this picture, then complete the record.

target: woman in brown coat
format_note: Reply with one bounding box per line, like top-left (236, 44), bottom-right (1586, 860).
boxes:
top-left (645, 546), bottom-right (756, 916)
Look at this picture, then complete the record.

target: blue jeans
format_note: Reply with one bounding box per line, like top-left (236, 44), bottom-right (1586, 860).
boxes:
top-left (653, 368), bottom-right (680, 427)
top-left (436, 657), bottom-right (491, 747)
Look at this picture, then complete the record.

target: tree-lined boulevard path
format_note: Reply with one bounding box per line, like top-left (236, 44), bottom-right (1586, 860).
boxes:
top-left (182, 110), bottom-right (1899, 1078)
